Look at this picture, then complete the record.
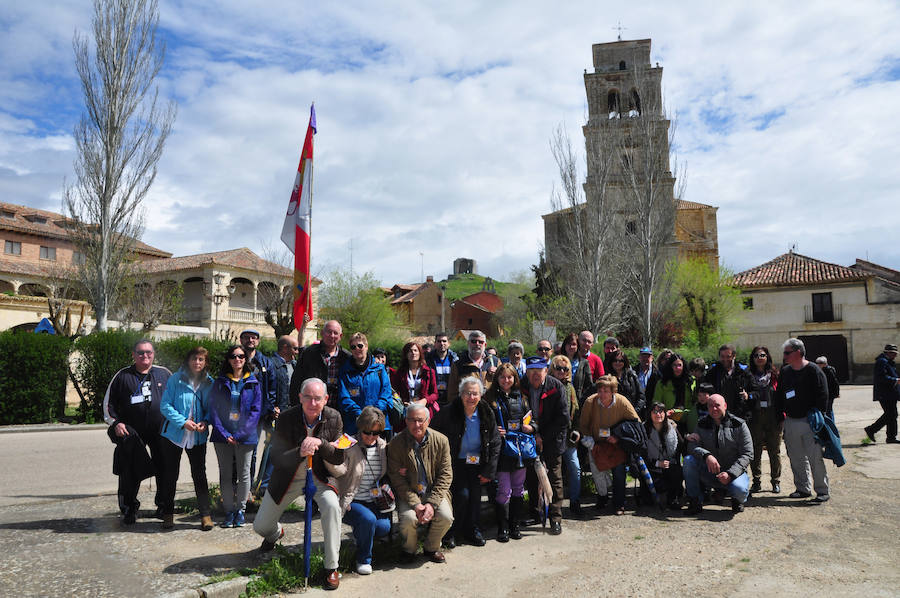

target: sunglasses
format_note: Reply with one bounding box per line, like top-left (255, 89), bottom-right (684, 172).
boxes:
top-left (360, 429), bottom-right (382, 436)
top-left (553, 366), bottom-right (570, 372)
top-left (469, 339), bottom-right (485, 344)
top-left (783, 350), bottom-right (795, 356)
top-left (753, 353), bottom-right (768, 359)
top-left (350, 343), bottom-right (365, 350)
top-left (652, 407), bottom-right (666, 414)
top-left (537, 347), bottom-right (551, 352)
top-left (135, 350), bottom-right (153, 356)
top-left (228, 354), bottom-right (246, 360)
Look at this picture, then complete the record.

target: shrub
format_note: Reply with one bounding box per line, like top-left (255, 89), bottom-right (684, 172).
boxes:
top-left (154, 337), bottom-right (233, 377)
top-left (0, 330), bottom-right (72, 425)
top-left (73, 330), bottom-right (144, 422)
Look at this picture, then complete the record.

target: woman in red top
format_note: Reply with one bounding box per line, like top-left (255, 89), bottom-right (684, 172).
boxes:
top-left (391, 341), bottom-right (439, 417)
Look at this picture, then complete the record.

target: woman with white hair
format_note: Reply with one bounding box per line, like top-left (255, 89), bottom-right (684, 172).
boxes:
top-left (431, 376), bottom-right (501, 546)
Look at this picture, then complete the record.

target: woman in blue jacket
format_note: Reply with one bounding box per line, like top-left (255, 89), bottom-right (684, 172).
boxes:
top-left (339, 332), bottom-right (393, 436)
top-left (209, 345), bottom-right (262, 528)
top-left (159, 346), bottom-right (215, 530)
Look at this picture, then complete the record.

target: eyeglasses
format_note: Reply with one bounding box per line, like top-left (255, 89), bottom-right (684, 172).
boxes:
top-left (228, 354), bottom-right (246, 360)
top-left (783, 350), bottom-right (795, 356)
top-left (406, 417), bottom-right (428, 424)
top-left (135, 350), bottom-right (153, 356)
top-left (469, 339), bottom-right (485, 344)
top-left (360, 429), bottom-right (382, 436)
top-left (753, 353), bottom-right (768, 359)
top-left (537, 346), bottom-right (551, 352)
top-left (350, 343), bottom-right (365, 350)
top-left (553, 366), bottom-right (570, 373)
top-left (652, 407), bottom-right (666, 414)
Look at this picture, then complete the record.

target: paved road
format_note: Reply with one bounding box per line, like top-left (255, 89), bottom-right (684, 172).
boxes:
top-left (1, 386), bottom-right (898, 597)
top-left (0, 425), bottom-right (232, 509)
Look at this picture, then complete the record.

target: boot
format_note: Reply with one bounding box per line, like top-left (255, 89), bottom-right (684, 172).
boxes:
top-left (200, 515), bottom-right (214, 531)
top-left (495, 502), bottom-right (510, 543)
top-left (509, 496), bottom-right (523, 540)
top-left (161, 513), bottom-right (174, 529)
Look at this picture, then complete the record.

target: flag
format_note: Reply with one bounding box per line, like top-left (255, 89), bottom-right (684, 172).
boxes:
top-left (281, 104), bottom-right (316, 329)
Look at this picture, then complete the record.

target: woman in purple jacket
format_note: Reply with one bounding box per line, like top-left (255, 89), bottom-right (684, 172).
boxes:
top-left (209, 345), bottom-right (262, 528)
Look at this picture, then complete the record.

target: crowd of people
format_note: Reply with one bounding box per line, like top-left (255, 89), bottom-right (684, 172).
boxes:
top-left (101, 322), bottom-right (898, 591)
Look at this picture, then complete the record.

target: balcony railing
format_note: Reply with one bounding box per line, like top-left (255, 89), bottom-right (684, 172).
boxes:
top-left (804, 304), bottom-right (843, 323)
top-left (227, 307), bottom-right (266, 323)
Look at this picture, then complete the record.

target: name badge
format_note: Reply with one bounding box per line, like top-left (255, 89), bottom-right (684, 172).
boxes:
top-left (416, 483), bottom-right (426, 494)
top-left (508, 421), bottom-right (520, 431)
top-left (759, 400), bottom-right (769, 408)
top-left (130, 394), bottom-right (145, 405)
top-left (230, 410), bottom-right (240, 422)
top-left (438, 382), bottom-right (446, 391)
top-left (328, 376), bottom-right (337, 386)
top-left (785, 390), bottom-right (796, 399)
top-left (370, 487), bottom-right (382, 498)
top-left (350, 387), bottom-right (360, 397)
top-left (598, 428), bottom-right (610, 438)
top-left (141, 381), bottom-right (152, 398)
top-left (466, 455), bottom-right (480, 465)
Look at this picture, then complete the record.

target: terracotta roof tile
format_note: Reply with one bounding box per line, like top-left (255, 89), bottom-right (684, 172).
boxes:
top-left (0, 201), bottom-right (171, 257)
top-left (676, 199), bottom-right (716, 210)
top-left (733, 251), bottom-right (867, 289)
top-left (390, 282), bottom-right (427, 304)
top-left (139, 247), bottom-right (293, 278)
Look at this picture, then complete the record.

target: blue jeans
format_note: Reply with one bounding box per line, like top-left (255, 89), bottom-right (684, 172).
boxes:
top-left (683, 454), bottom-right (750, 504)
top-left (342, 501), bottom-right (392, 565)
top-left (562, 445), bottom-right (581, 504)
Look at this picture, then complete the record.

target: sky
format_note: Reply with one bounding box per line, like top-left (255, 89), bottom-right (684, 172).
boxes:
top-left (2, 1), bottom-right (899, 286)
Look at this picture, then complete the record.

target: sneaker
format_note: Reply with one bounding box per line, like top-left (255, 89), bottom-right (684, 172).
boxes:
top-left (356, 563), bottom-right (373, 575)
top-left (789, 491), bottom-right (812, 499)
top-left (864, 426), bottom-right (876, 443)
top-left (260, 527), bottom-right (284, 552)
top-left (886, 439), bottom-right (900, 444)
top-left (731, 498), bottom-right (745, 513)
top-left (813, 494), bottom-right (830, 503)
top-left (772, 482), bottom-right (781, 494)
top-left (685, 499), bottom-right (703, 515)
top-left (233, 510), bottom-right (245, 527)
top-left (750, 481), bottom-right (762, 494)
top-left (221, 511), bottom-right (235, 528)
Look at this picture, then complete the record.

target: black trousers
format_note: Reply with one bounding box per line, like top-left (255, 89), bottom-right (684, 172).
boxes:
top-left (118, 435), bottom-right (164, 513)
top-left (450, 461), bottom-right (487, 537)
top-left (870, 399), bottom-right (898, 440)
top-left (157, 439), bottom-right (211, 516)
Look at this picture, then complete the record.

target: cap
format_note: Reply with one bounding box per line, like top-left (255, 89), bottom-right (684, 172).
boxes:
top-left (885, 344), bottom-right (899, 353)
top-left (639, 346), bottom-right (653, 355)
top-left (525, 356), bottom-right (548, 369)
top-left (240, 328), bottom-right (261, 338)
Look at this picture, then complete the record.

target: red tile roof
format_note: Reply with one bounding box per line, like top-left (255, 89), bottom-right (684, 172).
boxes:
top-left (675, 199), bottom-right (716, 210)
top-left (139, 247), bottom-right (293, 278)
top-left (390, 282), bottom-right (429, 305)
top-left (733, 251), bottom-right (867, 289)
top-left (0, 201), bottom-right (171, 257)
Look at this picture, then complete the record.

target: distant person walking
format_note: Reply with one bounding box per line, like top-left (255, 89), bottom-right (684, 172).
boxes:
top-left (865, 344), bottom-right (900, 444)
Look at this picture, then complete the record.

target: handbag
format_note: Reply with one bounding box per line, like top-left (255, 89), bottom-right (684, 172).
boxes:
top-left (496, 404), bottom-right (537, 466)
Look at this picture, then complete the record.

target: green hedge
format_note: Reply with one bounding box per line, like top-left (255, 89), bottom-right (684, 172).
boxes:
top-left (0, 331), bottom-right (72, 425)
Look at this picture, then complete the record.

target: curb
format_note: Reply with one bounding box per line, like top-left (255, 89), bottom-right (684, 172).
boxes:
top-left (0, 423), bottom-right (107, 434)
top-left (158, 577), bottom-right (250, 598)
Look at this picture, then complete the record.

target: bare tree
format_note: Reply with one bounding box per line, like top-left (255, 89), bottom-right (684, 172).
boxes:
top-left (613, 61), bottom-right (683, 346)
top-left (44, 263), bottom-right (88, 337)
top-left (258, 241), bottom-right (296, 337)
top-left (113, 278), bottom-right (183, 332)
top-left (63, 0), bottom-right (175, 331)
top-left (544, 124), bottom-right (628, 335)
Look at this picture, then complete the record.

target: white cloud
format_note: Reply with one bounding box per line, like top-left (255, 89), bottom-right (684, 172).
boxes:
top-left (1, 0), bottom-right (899, 288)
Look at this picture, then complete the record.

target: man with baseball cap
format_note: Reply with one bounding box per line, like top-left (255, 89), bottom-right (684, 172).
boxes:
top-left (865, 344), bottom-right (900, 444)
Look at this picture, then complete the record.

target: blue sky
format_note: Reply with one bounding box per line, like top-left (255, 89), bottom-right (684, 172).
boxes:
top-left (2, 0), bottom-right (900, 285)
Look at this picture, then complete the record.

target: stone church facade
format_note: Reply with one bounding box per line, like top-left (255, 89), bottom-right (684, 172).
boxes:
top-left (543, 38), bottom-right (718, 269)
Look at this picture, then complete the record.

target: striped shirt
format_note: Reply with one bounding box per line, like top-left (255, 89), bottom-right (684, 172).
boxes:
top-left (353, 444), bottom-right (383, 503)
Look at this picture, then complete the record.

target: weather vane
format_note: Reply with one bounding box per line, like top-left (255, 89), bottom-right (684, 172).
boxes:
top-left (613, 21), bottom-right (627, 41)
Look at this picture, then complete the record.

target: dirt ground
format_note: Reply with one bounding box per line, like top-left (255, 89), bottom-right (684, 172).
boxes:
top-left (1, 386), bottom-right (899, 597)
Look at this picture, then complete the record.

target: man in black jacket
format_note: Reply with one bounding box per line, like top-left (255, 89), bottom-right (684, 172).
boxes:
top-left (521, 356), bottom-right (569, 535)
top-left (289, 320), bottom-right (351, 410)
top-left (815, 356), bottom-right (840, 421)
top-left (865, 344), bottom-right (900, 443)
top-left (704, 343), bottom-right (752, 421)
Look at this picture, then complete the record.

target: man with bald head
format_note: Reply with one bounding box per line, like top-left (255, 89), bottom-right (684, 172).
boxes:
top-left (683, 393), bottom-right (753, 515)
top-left (290, 320), bottom-right (351, 410)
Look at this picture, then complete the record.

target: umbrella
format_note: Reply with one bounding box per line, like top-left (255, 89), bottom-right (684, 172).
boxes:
top-left (251, 426), bottom-right (273, 497)
top-left (303, 454), bottom-right (316, 587)
top-left (633, 455), bottom-right (660, 509)
top-left (533, 459), bottom-right (553, 528)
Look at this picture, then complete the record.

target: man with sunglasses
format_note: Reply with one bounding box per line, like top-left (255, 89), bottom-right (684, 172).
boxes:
top-left (776, 338), bottom-right (831, 502)
top-left (446, 330), bottom-right (498, 403)
top-left (103, 339), bottom-right (172, 525)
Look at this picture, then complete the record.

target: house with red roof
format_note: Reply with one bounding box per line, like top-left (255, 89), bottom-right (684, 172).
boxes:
top-left (733, 251), bottom-right (900, 382)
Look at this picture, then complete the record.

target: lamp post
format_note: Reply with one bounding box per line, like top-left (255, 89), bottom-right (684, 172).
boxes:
top-left (205, 273), bottom-right (235, 339)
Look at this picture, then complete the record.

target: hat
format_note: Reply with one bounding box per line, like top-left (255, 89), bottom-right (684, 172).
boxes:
top-left (639, 346), bottom-right (653, 355)
top-left (885, 344), bottom-right (899, 353)
top-left (525, 356), bottom-right (548, 369)
top-left (240, 328), bottom-right (261, 338)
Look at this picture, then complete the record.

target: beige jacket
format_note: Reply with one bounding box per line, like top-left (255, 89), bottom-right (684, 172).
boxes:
top-left (331, 436), bottom-right (388, 512)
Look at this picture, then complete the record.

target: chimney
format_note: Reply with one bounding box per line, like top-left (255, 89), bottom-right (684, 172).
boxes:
top-left (426, 275), bottom-right (434, 283)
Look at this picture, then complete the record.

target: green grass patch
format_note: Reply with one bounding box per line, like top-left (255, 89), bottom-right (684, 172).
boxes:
top-left (203, 571), bottom-right (244, 585)
top-left (634, 535), bottom-right (644, 540)
top-left (861, 437), bottom-right (874, 445)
